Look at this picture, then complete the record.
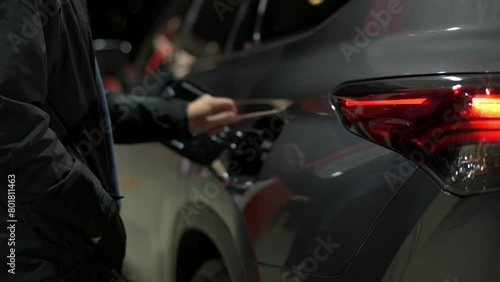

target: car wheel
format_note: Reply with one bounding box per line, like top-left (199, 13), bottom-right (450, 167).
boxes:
top-left (191, 258), bottom-right (231, 282)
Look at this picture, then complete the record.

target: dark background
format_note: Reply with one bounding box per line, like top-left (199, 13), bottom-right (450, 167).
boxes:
top-left (87, 0), bottom-right (170, 58)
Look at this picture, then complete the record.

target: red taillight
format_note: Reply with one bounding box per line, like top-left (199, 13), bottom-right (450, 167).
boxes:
top-left (471, 95), bottom-right (500, 118)
top-left (333, 75), bottom-right (500, 195)
top-left (344, 98), bottom-right (427, 107)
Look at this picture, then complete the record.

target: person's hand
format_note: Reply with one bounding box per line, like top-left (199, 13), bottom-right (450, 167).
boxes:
top-left (91, 237), bottom-right (102, 245)
top-left (187, 94), bottom-right (237, 135)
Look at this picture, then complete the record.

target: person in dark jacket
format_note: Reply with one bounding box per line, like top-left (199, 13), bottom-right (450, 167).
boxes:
top-left (0, 0), bottom-right (237, 281)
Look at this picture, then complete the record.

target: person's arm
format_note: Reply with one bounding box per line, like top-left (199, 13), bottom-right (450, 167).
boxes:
top-left (0, 0), bottom-right (115, 239)
top-left (106, 91), bottom-right (190, 143)
top-left (106, 91), bottom-right (238, 144)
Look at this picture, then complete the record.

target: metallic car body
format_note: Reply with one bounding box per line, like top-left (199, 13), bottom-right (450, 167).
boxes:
top-left (115, 0), bottom-right (500, 281)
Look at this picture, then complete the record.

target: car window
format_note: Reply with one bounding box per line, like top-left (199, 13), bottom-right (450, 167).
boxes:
top-left (233, 0), bottom-right (261, 51)
top-left (260, 0), bottom-right (349, 42)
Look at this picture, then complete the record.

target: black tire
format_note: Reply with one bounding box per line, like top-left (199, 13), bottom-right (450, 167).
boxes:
top-left (191, 259), bottom-right (231, 282)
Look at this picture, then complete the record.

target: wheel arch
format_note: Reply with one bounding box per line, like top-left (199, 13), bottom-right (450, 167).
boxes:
top-left (172, 203), bottom-right (256, 282)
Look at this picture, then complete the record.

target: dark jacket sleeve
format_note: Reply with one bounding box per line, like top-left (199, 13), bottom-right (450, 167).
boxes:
top-left (106, 91), bottom-right (191, 144)
top-left (0, 0), bottom-right (116, 238)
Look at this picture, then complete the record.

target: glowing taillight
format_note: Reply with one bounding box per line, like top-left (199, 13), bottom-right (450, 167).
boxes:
top-left (471, 95), bottom-right (500, 118)
top-left (332, 75), bottom-right (500, 195)
top-left (344, 98), bottom-right (427, 107)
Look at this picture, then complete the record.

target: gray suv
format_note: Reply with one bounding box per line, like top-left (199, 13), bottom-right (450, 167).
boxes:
top-left (115, 0), bottom-right (500, 281)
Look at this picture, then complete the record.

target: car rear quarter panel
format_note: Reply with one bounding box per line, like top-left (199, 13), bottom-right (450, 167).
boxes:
top-left (181, 0), bottom-right (500, 279)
